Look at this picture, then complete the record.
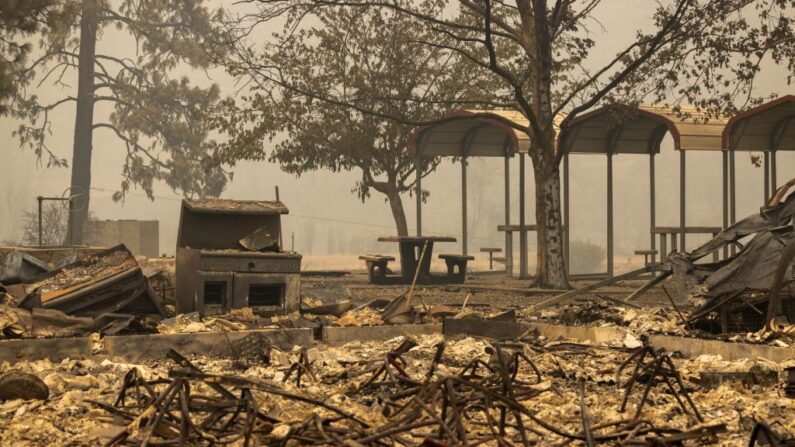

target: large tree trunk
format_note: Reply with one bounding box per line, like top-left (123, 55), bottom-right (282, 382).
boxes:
top-left (526, 2), bottom-right (569, 289)
top-left (66, 0), bottom-right (98, 245)
top-left (384, 186), bottom-right (409, 237)
top-left (532, 158), bottom-right (569, 289)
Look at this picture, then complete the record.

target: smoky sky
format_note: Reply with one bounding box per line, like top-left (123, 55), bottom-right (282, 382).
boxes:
top-left (0, 1), bottom-right (792, 271)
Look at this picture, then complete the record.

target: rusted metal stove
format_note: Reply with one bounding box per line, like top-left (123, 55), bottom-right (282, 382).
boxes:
top-left (175, 199), bottom-right (301, 316)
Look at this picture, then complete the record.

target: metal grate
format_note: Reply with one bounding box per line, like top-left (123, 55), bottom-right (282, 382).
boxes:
top-left (724, 298), bottom-right (795, 333)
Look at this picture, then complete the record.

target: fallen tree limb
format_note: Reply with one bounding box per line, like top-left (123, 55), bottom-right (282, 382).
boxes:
top-left (625, 270), bottom-right (672, 301)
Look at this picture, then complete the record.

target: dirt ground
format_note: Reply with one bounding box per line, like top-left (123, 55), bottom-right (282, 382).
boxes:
top-left (302, 270), bottom-right (672, 310)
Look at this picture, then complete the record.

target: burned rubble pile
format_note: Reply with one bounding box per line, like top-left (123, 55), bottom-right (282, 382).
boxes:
top-left (518, 178), bottom-right (795, 346)
top-left (1, 334), bottom-right (794, 446)
top-left (1, 245), bottom-right (166, 338)
top-left (663, 179), bottom-right (795, 337)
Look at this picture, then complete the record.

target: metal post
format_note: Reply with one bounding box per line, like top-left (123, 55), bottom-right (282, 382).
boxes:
top-left (415, 157), bottom-right (422, 236)
top-left (764, 151), bottom-right (770, 201)
top-left (504, 155), bottom-right (513, 276)
top-left (563, 153), bottom-right (570, 275)
top-left (37, 196), bottom-right (43, 247)
top-left (67, 198), bottom-right (75, 246)
top-left (679, 150), bottom-right (686, 253)
top-left (649, 154), bottom-right (656, 266)
top-left (275, 186), bottom-right (284, 249)
top-left (771, 149), bottom-right (778, 193)
top-left (607, 152), bottom-right (614, 277)
top-left (519, 153), bottom-right (527, 279)
top-left (461, 156), bottom-right (467, 255)
top-left (729, 149), bottom-right (737, 255)
top-left (722, 150), bottom-right (729, 260)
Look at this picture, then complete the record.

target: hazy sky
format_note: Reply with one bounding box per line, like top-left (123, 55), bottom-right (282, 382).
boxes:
top-left (0, 1), bottom-right (792, 272)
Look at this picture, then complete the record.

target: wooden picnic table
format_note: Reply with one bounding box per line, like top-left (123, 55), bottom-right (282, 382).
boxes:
top-left (377, 236), bottom-right (456, 282)
top-left (496, 224), bottom-right (538, 232)
top-left (496, 225), bottom-right (537, 278)
top-left (652, 226), bottom-right (722, 261)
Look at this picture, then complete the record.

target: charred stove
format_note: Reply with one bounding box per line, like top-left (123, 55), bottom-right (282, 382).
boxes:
top-left (175, 199), bottom-right (301, 316)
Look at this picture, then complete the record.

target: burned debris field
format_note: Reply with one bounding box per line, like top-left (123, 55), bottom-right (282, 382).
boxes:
top-left (2, 191), bottom-right (795, 446)
top-left (1, 331), bottom-right (793, 446)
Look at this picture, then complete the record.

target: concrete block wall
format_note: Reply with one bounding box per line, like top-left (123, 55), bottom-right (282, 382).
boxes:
top-left (83, 220), bottom-right (159, 257)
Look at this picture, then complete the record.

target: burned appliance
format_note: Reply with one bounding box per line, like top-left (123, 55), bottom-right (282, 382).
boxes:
top-left (175, 199), bottom-right (301, 316)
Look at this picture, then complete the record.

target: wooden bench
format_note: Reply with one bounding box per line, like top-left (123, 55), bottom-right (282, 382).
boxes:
top-left (438, 254), bottom-right (475, 283)
top-left (480, 247), bottom-right (503, 270)
top-left (634, 249), bottom-right (658, 266)
top-left (359, 255), bottom-right (395, 283)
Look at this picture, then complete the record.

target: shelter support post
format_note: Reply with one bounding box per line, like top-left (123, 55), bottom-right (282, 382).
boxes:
top-left (415, 156), bottom-right (422, 236)
top-left (461, 156), bottom-right (468, 255)
top-left (504, 156), bottom-right (513, 276)
top-left (607, 152), bottom-right (614, 277)
top-left (563, 153), bottom-right (570, 275)
top-left (519, 153), bottom-right (527, 279)
top-left (764, 151), bottom-right (770, 201)
top-left (729, 149), bottom-right (736, 256)
top-left (722, 150), bottom-right (729, 260)
top-left (771, 149), bottom-right (777, 192)
top-left (679, 150), bottom-right (686, 254)
top-left (649, 154), bottom-right (656, 273)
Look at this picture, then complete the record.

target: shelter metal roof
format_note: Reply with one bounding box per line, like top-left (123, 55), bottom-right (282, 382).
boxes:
top-left (558, 105), bottom-right (728, 155)
top-left (723, 95), bottom-right (795, 152)
top-left (183, 199), bottom-right (289, 215)
top-left (410, 110), bottom-right (563, 158)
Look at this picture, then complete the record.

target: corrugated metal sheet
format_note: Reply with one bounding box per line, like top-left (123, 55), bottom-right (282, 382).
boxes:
top-left (411, 109), bottom-right (565, 157)
top-left (723, 95), bottom-right (795, 151)
top-left (411, 98), bottom-right (795, 157)
top-left (559, 105), bottom-right (728, 154)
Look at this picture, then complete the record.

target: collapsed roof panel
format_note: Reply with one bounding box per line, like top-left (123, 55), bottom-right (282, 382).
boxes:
top-left (18, 245), bottom-right (165, 318)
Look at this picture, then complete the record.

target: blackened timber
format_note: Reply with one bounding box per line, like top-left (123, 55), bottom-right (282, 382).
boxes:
top-left (524, 264), bottom-right (658, 314)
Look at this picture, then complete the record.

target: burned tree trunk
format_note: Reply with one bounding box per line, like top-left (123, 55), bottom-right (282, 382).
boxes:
top-left (66, 0), bottom-right (98, 245)
top-left (384, 185), bottom-right (409, 237)
top-left (527, 7), bottom-right (570, 290)
top-left (532, 156), bottom-right (569, 289)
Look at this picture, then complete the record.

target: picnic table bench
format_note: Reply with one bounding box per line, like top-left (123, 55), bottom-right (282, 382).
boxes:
top-left (480, 247), bottom-right (504, 270)
top-left (652, 226), bottom-right (722, 262)
top-left (357, 236), bottom-right (468, 285)
top-left (439, 254), bottom-right (475, 283)
top-left (358, 255), bottom-right (396, 284)
top-left (634, 249), bottom-right (658, 266)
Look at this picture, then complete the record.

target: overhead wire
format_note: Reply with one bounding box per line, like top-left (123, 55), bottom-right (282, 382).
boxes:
top-left (88, 186), bottom-right (507, 244)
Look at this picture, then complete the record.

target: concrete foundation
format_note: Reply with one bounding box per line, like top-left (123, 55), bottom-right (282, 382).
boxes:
top-left (104, 328), bottom-right (312, 362)
top-left (3, 321), bottom-right (794, 365)
top-left (0, 328), bottom-right (312, 365)
top-left (443, 319), bottom-right (795, 362)
top-left (322, 323), bottom-right (442, 345)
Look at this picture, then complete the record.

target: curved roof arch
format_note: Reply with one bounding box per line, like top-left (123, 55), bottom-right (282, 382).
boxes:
top-left (722, 95), bottom-right (795, 151)
top-left (558, 105), bottom-right (727, 155)
top-left (409, 110), bottom-right (539, 158)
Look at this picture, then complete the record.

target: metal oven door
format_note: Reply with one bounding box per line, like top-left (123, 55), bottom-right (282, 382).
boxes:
top-left (197, 271), bottom-right (234, 315)
top-left (232, 273), bottom-right (300, 316)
